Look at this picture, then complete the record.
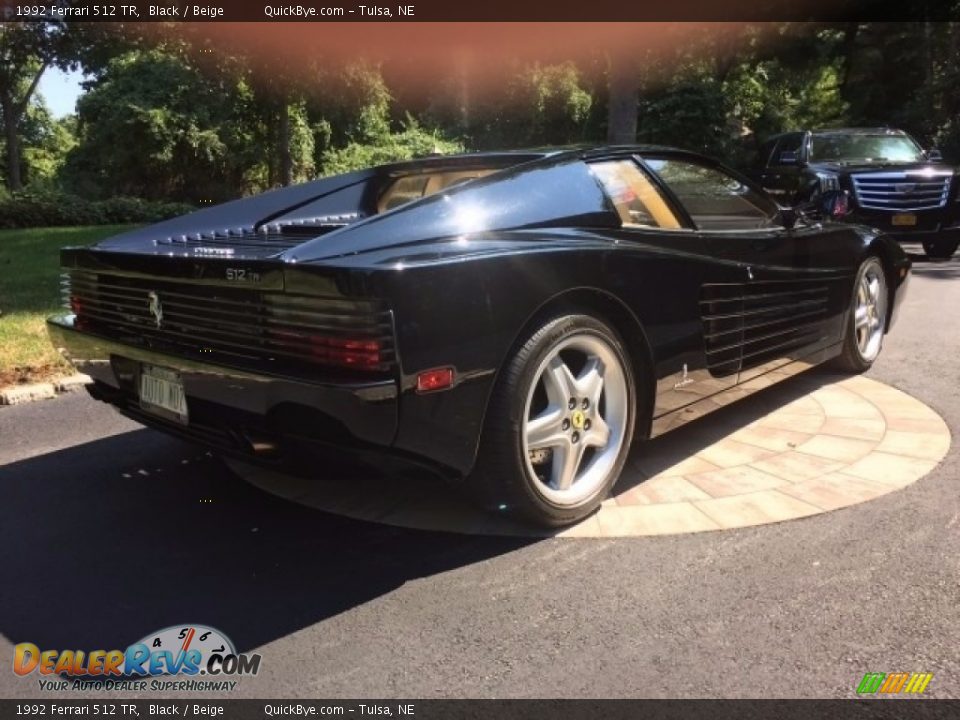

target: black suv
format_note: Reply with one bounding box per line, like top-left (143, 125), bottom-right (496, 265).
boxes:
top-left (752, 128), bottom-right (959, 259)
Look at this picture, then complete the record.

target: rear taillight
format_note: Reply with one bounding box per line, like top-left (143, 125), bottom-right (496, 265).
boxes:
top-left (831, 191), bottom-right (851, 219)
top-left (68, 294), bottom-right (90, 330)
top-left (268, 330), bottom-right (382, 370)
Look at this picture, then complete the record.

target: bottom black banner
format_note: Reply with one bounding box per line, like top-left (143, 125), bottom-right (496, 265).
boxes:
top-left (3, 700), bottom-right (960, 720)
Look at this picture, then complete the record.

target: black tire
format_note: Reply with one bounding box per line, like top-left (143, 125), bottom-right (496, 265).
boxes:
top-left (922, 237), bottom-right (959, 260)
top-left (832, 256), bottom-right (888, 374)
top-left (469, 314), bottom-right (637, 527)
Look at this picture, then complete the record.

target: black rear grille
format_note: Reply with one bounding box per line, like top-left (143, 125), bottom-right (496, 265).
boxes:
top-left (700, 282), bottom-right (833, 376)
top-left (64, 270), bottom-right (396, 375)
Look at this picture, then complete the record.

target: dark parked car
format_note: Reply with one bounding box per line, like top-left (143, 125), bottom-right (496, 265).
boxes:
top-left (753, 127), bottom-right (959, 259)
top-left (48, 147), bottom-right (910, 527)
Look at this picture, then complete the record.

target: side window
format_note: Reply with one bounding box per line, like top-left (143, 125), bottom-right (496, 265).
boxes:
top-left (590, 160), bottom-right (681, 229)
top-left (756, 138), bottom-right (778, 169)
top-left (646, 157), bottom-right (779, 231)
top-left (771, 133), bottom-right (803, 166)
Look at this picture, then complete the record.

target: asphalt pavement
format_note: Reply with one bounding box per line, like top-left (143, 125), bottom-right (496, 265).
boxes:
top-left (1, 244), bottom-right (958, 699)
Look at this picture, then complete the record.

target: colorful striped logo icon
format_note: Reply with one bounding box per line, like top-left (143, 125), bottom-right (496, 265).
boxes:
top-left (857, 672), bottom-right (933, 694)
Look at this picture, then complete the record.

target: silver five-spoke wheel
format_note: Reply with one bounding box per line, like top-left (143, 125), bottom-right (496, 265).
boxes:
top-left (521, 334), bottom-right (629, 507)
top-left (854, 257), bottom-right (887, 363)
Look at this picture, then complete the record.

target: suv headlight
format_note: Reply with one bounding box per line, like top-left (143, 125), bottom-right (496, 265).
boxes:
top-left (815, 171), bottom-right (840, 193)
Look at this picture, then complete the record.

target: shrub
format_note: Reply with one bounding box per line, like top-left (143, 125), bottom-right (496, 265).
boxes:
top-left (0, 190), bottom-right (194, 229)
top-left (320, 116), bottom-right (464, 176)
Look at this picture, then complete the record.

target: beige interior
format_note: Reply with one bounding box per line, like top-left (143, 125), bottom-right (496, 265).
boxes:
top-left (592, 160), bottom-right (681, 229)
top-left (378, 169), bottom-right (498, 213)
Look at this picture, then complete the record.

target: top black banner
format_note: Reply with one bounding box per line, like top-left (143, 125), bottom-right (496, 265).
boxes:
top-left (0, 0), bottom-right (957, 22)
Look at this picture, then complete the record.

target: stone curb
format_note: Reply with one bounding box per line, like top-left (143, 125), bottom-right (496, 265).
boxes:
top-left (0, 374), bottom-right (91, 407)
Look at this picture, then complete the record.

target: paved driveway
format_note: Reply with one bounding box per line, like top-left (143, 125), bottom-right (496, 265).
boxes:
top-left (0, 245), bottom-right (957, 699)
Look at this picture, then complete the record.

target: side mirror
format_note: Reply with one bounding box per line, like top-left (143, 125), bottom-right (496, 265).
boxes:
top-left (778, 150), bottom-right (799, 166)
top-left (927, 148), bottom-right (944, 162)
top-left (819, 189), bottom-right (850, 220)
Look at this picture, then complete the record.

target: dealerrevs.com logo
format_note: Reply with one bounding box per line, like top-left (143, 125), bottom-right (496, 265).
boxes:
top-left (13, 625), bottom-right (262, 692)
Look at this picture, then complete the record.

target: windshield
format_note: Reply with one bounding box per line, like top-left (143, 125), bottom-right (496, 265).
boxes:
top-left (809, 134), bottom-right (925, 163)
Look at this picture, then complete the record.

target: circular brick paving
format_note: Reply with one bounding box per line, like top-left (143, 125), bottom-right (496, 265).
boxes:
top-left (231, 374), bottom-right (951, 538)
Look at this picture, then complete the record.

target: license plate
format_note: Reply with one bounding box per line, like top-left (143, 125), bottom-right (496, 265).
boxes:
top-left (139, 365), bottom-right (188, 424)
top-left (892, 213), bottom-right (917, 227)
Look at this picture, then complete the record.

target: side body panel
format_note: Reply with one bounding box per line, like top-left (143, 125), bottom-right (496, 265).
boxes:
top-left (331, 223), bottom-right (875, 475)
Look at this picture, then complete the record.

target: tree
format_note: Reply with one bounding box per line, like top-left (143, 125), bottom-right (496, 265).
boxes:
top-left (607, 55), bottom-right (637, 144)
top-left (318, 63), bottom-right (461, 175)
top-left (0, 23), bottom-right (75, 191)
top-left (61, 48), bottom-right (255, 202)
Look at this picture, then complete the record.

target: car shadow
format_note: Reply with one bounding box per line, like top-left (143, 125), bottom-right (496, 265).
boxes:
top-left (907, 258), bottom-right (960, 280)
top-left (0, 366), bottom-right (866, 656)
top-left (900, 241), bottom-right (960, 277)
top-left (0, 429), bottom-right (532, 656)
top-left (618, 368), bottom-right (841, 488)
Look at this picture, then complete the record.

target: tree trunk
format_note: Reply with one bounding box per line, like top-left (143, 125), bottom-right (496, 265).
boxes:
top-left (2, 95), bottom-right (22, 192)
top-left (606, 56), bottom-right (637, 145)
top-left (278, 102), bottom-right (292, 187)
top-left (458, 53), bottom-right (471, 132)
top-left (839, 23), bottom-right (860, 92)
top-left (1, 63), bottom-right (46, 192)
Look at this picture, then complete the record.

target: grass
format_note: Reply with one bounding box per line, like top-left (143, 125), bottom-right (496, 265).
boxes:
top-left (0, 225), bottom-right (137, 386)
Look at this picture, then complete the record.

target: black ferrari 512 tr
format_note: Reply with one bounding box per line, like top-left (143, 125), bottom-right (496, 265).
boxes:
top-left (48, 146), bottom-right (910, 526)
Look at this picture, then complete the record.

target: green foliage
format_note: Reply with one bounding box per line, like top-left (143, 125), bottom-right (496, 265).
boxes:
top-left (60, 49), bottom-right (255, 203)
top-left (0, 189), bottom-right (193, 229)
top-left (320, 61), bottom-right (395, 145)
top-left (0, 94), bottom-right (77, 188)
top-left (321, 115), bottom-right (463, 175)
top-left (465, 61), bottom-right (599, 149)
top-left (0, 22), bottom-right (83, 191)
top-left (0, 224), bottom-right (135, 380)
top-left (305, 62), bottom-right (463, 174)
top-left (511, 62), bottom-right (594, 145)
top-left (634, 26), bottom-right (853, 168)
top-left (19, 106), bottom-right (77, 185)
top-left (6, 22), bottom-right (960, 204)
top-left (637, 69), bottom-right (729, 156)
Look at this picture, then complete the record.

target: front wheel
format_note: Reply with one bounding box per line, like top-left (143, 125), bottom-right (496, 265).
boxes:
top-left (922, 237), bottom-right (959, 259)
top-left (833, 256), bottom-right (888, 374)
top-left (471, 314), bottom-right (637, 527)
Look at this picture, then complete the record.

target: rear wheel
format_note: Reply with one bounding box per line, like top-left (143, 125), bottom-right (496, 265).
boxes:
top-left (471, 314), bottom-right (637, 527)
top-left (833, 256), bottom-right (888, 374)
top-left (922, 237), bottom-right (959, 259)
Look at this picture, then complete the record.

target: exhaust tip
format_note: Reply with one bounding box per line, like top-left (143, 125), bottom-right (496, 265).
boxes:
top-left (238, 430), bottom-right (280, 457)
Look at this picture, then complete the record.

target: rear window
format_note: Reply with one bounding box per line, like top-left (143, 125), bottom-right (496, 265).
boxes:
top-left (378, 169), bottom-right (498, 212)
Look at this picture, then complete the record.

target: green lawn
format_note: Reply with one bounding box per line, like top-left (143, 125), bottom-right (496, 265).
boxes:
top-left (0, 225), bottom-right (137, 385)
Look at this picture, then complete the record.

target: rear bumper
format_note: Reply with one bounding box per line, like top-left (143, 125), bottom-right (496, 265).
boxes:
top-left (47, 314), bottom-right (399, 460)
